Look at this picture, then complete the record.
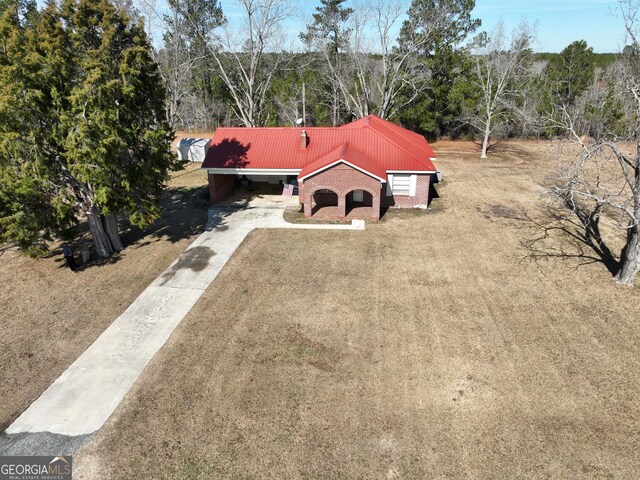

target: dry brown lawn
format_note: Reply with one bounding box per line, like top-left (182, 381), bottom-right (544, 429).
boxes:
top-left (71, 140), bottom-right (640, 479)
top-left (0, 163), bottom-right (209, 431)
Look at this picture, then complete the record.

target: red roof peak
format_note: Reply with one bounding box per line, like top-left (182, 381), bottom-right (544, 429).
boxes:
top-left (298, 142), bottom-right (387, 182)
top-left (338, 142), bottom-right (349, 157)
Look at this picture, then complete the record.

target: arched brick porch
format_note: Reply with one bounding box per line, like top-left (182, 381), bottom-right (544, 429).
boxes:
top-left (301, 163), bottom-right (382, 220)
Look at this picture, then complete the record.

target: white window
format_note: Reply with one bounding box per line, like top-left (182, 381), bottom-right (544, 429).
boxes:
top-left (389, 174), bottom-right (416, 196)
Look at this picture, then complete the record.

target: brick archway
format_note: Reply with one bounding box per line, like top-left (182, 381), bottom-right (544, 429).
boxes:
top-left (301, 163), bottom-right (382, 220)
top-left (309, 188), bottom-right (339, 216)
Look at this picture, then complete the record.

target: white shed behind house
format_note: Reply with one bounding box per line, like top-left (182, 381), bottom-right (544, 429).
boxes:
top-left (177, 138), bottom-right (210, 163)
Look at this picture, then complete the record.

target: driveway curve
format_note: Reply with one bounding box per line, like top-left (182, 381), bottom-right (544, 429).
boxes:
top-left (0, 195), bottom-right (364, 455)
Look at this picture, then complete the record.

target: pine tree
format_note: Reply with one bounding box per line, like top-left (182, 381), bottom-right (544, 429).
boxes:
top-left (300, 0), bottom-right (352, 56)
top-left (300, 0), bottom-right (353, 126)
top-left (398, 0), bottom-right (481, 137)
top-left (544, 40), bottom-right (595, 106)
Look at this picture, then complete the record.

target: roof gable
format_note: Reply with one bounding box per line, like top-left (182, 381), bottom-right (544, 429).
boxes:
top-left (298, 143), bottom-right (387, 182)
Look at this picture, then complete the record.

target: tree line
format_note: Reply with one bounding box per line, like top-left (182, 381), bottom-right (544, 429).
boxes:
top-left (3, 0), bottom-right (640, 286)
top-left (141, 0), bottom-right (629, 150)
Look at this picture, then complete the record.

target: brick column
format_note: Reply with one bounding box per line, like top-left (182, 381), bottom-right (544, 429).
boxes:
top-left (304, 190), bottom-right (313, 218)
top-left (208, 175), bottom-right (217, 202)
top-left (371, 189), bottom-right (381, 220)
top-left (208, 174), bottom-right (235, 203)
top-left (298, 180), bottom-right (304, 207)
top-left (338, 194), bottom-right (346, 218)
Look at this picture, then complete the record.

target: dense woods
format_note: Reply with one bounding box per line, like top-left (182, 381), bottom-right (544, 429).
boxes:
top-left (143, 0), bottom-right (629, 142)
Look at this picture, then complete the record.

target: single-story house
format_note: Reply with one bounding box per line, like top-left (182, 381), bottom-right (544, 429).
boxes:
top-left (201, 115), bottom-right (440, 221)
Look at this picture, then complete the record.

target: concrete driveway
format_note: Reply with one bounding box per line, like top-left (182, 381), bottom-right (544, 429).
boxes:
top-left (0, 194), bottom-right (363, 455)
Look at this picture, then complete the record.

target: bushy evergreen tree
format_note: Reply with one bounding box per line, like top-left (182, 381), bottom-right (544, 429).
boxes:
top-left (398, 0), bottom-right (481, 137)
top-left (0, 0), bottom-right (177, 258)
top-left (544, 40), bottom-right (595, 106)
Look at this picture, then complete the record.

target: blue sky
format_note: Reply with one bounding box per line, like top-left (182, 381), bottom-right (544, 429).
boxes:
top-left (472, 0), bottom-right (622, 52)
top-left (218, 0), bottom-right (623, 53)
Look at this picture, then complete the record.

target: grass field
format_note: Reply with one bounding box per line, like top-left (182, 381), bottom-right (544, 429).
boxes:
top-left (72, 141), bottom-right (640, 479)
top-left (0, 163), bottom-right (209, 432)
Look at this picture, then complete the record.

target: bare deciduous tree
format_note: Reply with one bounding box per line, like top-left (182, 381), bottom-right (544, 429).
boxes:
top-left (193, 0), bottom-right (293, 127)
top-left (467, 20), bottom-right (535, 158)
top-left (304, 0), bottom-right (438, 121)
top-left (159, 4), bottom-right (202, 128)
top-left (545, 0), bottom-right (640, 285)
top-left (134, 0), bottom-right (219, 129)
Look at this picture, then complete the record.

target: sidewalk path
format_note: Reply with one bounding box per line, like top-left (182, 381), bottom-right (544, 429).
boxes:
top-left (0, 197), bottom-right (364, 454)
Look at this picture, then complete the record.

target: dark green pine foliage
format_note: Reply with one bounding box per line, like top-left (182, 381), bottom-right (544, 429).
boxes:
top-left (544, 40), bottom-right (595, 106)
top-left (300, 0), bottom-right (353, 126)
top-left (0, 0), bottom-right (177, 257)
top-left (0, 1), bottom-right (73, 255)
top-left (300, 0), bottom-right (353, 56)
top-left (538, 40), bottom-right (597, 136)
top-left (398, 0), bottom-right (481, 138)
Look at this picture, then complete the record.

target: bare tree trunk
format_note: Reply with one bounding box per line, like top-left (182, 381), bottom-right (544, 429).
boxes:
top-left (332, 85), bottom-right (339, 127)
top-left (102, 213), bottom-right (123, 252)
top-left (87, 207), bottom-right (114, 259)
top-left (481, 119), bottom-right (491, 159)
top-left (615, 225), bottom-right (640, 285)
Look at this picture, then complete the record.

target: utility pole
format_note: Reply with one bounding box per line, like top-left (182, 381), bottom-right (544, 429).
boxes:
top-left (302, 82), bottom-right (306, 127)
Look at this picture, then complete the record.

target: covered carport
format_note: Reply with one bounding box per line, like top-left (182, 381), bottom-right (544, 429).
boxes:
top-left (206, 170), bottom-right (300, 203)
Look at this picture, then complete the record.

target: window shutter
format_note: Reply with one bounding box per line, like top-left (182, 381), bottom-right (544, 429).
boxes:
top-left (386, 174), bottom-right (393, 196)
top-left (391, 174), bottom-right (411, 195)
top-left (409, 175), bottom-right (417, 197)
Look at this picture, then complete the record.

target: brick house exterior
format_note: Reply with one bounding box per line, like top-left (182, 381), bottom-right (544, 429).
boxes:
top-left (301, 163), bottom-right (383, 220)
top-left (383, 174), bottom-right (431, 208)
top-left (202, 115), bottom-right (440, 220)
top-left (208, 174), bottom-right (235, 203)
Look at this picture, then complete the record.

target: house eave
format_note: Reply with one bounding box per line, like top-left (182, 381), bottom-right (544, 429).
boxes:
top-left (206, 168), bottom-right (301, 175)
top-left (298, 158), bottom-right (387, 183)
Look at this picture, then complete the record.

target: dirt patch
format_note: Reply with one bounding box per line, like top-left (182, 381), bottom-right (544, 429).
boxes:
top-left (479, 203), bottom-right (525, 221)
top-left (283, 207), bottom-right (350, 224)
top-left (74, 140), bottom-right (640, 479)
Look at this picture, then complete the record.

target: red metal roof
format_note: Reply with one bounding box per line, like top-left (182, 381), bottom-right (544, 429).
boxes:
top-left (298, 143), bottom-right (388, 182)
top-left (202, 115), bottom-right (438, 174)
top-left (341, 115), bottom-right (437, 161)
